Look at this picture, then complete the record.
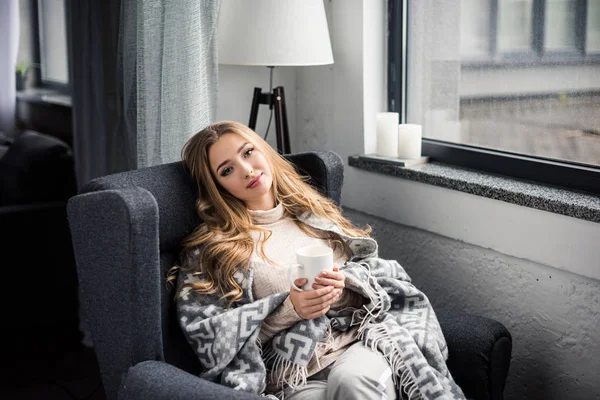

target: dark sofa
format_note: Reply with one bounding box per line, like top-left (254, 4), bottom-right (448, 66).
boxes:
top-left (0, 130), bottom-right (79, 341)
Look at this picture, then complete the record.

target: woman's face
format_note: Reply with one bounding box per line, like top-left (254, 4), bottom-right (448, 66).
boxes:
top-left (208, 133), bottom-right (275, 210)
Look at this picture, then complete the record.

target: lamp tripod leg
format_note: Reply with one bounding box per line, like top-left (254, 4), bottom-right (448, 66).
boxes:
top-left (247, 86), bottom-right (290, 154)
top-left (273, 86), bottom-right (290, 154)
top-left (248, 87), bottom-right (262, 130)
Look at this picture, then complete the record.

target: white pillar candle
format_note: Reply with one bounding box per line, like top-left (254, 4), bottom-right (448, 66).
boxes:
top-left (397, 124), bottom-right (422, 159)
top-left (375, 112), bottom-right (399, 157)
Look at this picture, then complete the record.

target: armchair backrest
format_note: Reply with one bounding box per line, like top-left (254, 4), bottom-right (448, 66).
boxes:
top-left (67, 151), bottom-right (343, 399)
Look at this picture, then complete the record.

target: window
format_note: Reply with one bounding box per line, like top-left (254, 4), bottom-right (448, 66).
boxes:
top-left (544, 0), bottom-right (578, 52)
top-left (588, 0), bottom-right (600, 53)
top-left (458, 0), bottom-right (600, 62)
top-left (460, 0), bottom-right (492, 58)
top-left (497, 0), bottom-right (534, 53)
top-left (20, 0), bottom-right (70, 92)
top-left (388, 0), bottom-right (600, 195)
top-left (37, 0), bottom-right (69, 86)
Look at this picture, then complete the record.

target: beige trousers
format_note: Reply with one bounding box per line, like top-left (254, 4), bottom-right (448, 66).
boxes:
top-left (283, 341), bottom-right (397, 400)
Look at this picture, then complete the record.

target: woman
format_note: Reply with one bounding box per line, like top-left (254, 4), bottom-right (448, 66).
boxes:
top-left (169, 121), bottom-right (464, 400)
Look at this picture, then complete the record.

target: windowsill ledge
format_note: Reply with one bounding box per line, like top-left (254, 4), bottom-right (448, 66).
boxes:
top-left (348, 155), bottom-right (600, 224)
top-left (17, 88), bottom-right (72, 108)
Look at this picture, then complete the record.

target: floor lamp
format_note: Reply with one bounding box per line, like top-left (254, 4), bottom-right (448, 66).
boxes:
top-left (218, 0), bottom-right (334, 154)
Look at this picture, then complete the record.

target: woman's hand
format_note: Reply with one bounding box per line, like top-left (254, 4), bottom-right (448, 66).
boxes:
top-left (289, 279), bottom-right (342, 320)
top-left (312, 264), bottom-right (346, 293)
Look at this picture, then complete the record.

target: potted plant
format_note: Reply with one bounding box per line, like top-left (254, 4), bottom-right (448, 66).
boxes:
top-left (15, 62), bottom-right (39, 91)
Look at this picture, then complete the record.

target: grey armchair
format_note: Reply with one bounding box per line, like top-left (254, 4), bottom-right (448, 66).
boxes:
top-left (67, 151), bottom-right (511, 400)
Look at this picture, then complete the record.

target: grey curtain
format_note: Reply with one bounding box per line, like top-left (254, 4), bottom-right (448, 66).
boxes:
top-left (69, 0), bottom-right (220, 187)
top-left (69, 0), bottom-right (132, 188)
top-left (122, 0), bottom-right (220, 168)
top-left (0, 0), bottom-right (19, 137)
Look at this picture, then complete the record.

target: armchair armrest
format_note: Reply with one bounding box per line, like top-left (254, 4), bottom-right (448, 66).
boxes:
top-left (119, 360), bottom-right (264, 400)
top-left (437, 312), bottom-right (512, 400)
top-left (68, 187), bottom-right (163, 399)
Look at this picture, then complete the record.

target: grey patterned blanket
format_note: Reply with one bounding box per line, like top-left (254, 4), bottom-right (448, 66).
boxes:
top-left (177, 212), bottom-right (465, 399)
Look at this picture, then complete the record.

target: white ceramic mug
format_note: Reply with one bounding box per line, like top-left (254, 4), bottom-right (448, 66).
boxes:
top-left (287, 245), bottom-right (334, 291)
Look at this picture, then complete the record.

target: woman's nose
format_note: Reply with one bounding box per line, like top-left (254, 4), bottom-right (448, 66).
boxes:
top-left (243, 162), bottom-right (254, 178)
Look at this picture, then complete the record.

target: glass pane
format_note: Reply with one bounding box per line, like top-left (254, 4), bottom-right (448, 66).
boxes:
top-left (458, 95), bottom-right (600, 168)
top-left (545, 0), bottom-right (577, 51)
top-left (460, 0), bottom-right (491, 58)
top-left (407, 1), bottom-right (600, 168)
top-left (497, 0), bottom-right (533, 52)
top-left (587, 0), bottom-right (600, 53)
top-left (38, 0), bottom-right (69, 84)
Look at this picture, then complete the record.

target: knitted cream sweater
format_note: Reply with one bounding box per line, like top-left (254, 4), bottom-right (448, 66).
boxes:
top-left (248, 203), bottom-right (362, 377)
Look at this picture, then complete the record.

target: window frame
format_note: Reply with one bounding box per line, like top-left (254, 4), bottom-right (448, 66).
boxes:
top-left (388, 0), bottom-right (600, 196)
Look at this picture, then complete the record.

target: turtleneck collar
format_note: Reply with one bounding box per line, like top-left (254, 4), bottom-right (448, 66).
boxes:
top-left (248, 202), bottom-right (285, 225)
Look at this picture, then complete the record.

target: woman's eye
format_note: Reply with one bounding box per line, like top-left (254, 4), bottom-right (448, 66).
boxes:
top-left (222, 167), bottom-right (232, 177)
top-left (244, 148), bottom-right (254, 157)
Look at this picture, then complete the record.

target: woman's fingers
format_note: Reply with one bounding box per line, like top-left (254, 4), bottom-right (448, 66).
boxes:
top-left (322, 269), bottom-right (345, 282)
top-left (302, 288), bottom-right (341, 307)
top-left (302, 291), bottom-right (341, 316)
top-left (289, 284), bottom-right (343, 319)
top-left (313, 270), bottom-right (345, 289)
top-left (303, 285), bottom-right (334, 299)
top-left (313, 277), bottom-right (344, 288)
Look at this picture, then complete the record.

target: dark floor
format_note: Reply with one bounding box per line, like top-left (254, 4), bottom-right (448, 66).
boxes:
top-left (1, 321), bottom-right (105, 400)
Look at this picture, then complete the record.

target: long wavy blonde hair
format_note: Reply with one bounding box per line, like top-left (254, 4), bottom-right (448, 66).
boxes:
top-left (168, 121), bottom-right (371, 306)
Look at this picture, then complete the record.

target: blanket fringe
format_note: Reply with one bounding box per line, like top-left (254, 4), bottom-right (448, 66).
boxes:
top-left (355, 265), bottom-right (386, 338)
top-left (352, 264), bottom-right (422, 400)
top-left (257, 335), bottom-right (263, 358)
top-left (313, 323), bottom-right (334, 370)
top-left (262, 321), bottom-right (333, 390)
top-left (263, 350), bottom-right (308, 393)
top-left (362, 323), bottom-right (422, 400)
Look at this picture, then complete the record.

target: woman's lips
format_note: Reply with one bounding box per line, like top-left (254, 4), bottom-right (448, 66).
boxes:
top-left (247, 173), bottom-right (262, 189)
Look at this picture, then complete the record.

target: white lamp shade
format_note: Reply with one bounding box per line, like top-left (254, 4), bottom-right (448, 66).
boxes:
top-left (218, 0), bottom-right (334, 66)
